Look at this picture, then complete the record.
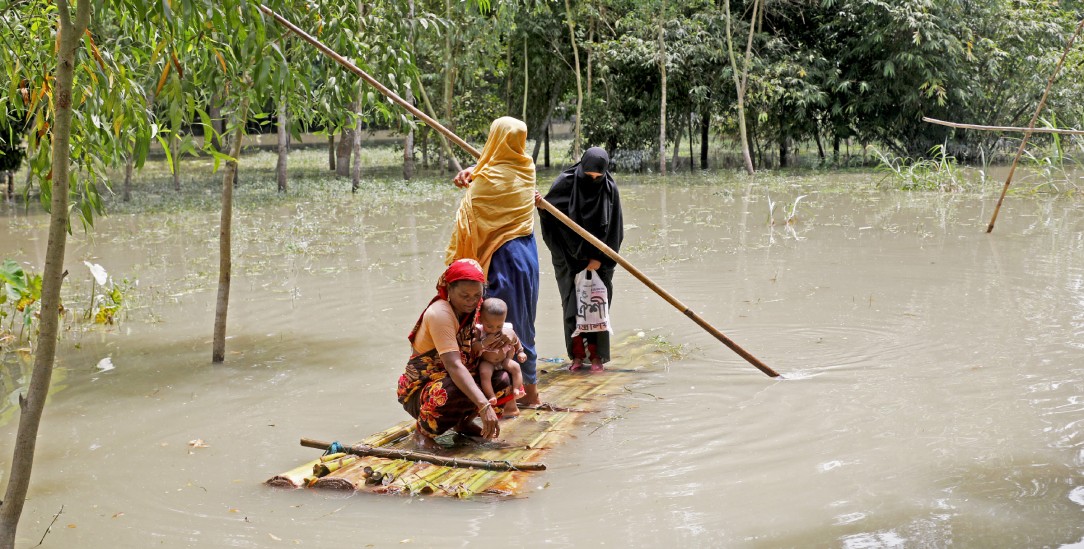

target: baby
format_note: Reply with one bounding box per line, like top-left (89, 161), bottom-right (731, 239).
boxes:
top-left (473, 297), bottom-right (527, 417)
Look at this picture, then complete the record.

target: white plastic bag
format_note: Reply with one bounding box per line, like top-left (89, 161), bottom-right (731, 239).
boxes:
top-left (572, 269), bottom-right (612, 336)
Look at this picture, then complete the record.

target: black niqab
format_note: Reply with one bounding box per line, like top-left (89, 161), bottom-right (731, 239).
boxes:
top-left (540, 147), bottom-right (623, 266)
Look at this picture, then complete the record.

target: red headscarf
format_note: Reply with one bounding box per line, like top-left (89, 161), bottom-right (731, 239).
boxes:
top-left (435, 258), bottom-right (486, 300)
top-left (408, 259), bottom-right (486, 343)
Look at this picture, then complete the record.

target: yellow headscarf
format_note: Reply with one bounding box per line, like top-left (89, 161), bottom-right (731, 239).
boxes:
top-left (445, 117), bottom-right (536, 273)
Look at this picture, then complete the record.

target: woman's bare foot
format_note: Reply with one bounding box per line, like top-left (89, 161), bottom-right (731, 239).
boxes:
top-left (412, 430), bottom-right (446, 453)
top-left (590, 357), bottom-right (605, 372)
top-left (501, 400), bottom-right (520, 417)
top-left (517, 383), bottom-right (541, 406)
top-left (569, 358), bottom-right (584, 371)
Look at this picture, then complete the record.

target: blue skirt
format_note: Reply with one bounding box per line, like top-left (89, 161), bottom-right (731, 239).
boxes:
top-left (485, 234), bottom-right (540, 384)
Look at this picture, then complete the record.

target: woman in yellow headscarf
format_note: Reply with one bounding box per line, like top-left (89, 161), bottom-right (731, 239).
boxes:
top-left (447, 117), bottom-right (541, 406)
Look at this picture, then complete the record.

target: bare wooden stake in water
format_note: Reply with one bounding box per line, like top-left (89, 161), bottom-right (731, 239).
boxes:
top-left (985, 18), bottom-right (1084, 234)
top-left (257, 5), bottom-right (780, 378)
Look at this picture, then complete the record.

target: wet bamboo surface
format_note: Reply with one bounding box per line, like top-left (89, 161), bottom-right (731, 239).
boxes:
top-left (267, 335), bottom-right (663, 498)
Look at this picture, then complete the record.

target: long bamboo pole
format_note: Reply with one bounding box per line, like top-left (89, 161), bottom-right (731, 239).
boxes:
top-left (986, 18), bottom-right (1084, 234)
top-left (300, 438), bottom-right (547, 471)
top-left (258, 5), bottom-right (780, 378)
top-left (534, 200), bottom-right (779, 377)
top-left (922, 117), bottom-right (1084, 136)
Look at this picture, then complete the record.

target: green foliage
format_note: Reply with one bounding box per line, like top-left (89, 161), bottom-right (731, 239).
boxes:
top-left (873, 144), bottom-right (966, 192)
top-left (0, 259), bottom-right (45, 344)
top-left (2, 0), bottom-right (1082, 213)
top-left (1, 0), bottom-right (157, 228)
top-left (83, 262), bottom-right (130, 325)
top-left (0, 108), bottom-right (26, 173)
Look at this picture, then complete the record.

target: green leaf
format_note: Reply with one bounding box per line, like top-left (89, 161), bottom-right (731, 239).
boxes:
top-left (134, 133), bottom-right (150, 167)
top-left (207, 148), bottom-right (235, 173)
top-left (197, 108), bottom-right (213, 138)
top-left (155, 133), bottom-right (174, 174)
top-left (0, 260), bottom-right (28, 295)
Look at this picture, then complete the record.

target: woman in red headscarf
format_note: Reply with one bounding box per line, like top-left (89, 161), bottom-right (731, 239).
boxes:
top-left (397, 259), bottom-right (513, 443)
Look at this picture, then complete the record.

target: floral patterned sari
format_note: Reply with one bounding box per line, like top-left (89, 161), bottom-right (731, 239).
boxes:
top-left (397, 301), bottom-right (511, 438)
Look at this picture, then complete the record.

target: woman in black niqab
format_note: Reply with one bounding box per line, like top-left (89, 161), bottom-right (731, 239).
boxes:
top-left (538, 147), bottom-right (624, 371)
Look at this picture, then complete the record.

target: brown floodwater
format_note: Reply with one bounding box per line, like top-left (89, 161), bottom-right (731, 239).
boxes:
top-left (2, 170), bottom-right (1084, 547)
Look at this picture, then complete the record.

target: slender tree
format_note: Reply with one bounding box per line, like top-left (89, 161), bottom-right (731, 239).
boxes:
top-left (403, 0), bottom-right (418, 180)
top-left (276, 88), bottom-right (289, 192)
top-left (212, 94), bottom-right (250, 362)
top-left (724, 0), bottom-right (759, 174)
top-left (0, 1), bottom-right (91, 545)
top-left (657, 0), bottom-right (668, 175)
top-left (564, 0), bottom-right (584, 160)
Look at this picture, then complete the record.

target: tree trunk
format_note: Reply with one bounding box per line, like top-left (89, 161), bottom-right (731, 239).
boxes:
top-left (724, 0), bottom-right (758, 175)
top-left (544, 123), bottom-right (551, 168)
top-left (442, 0), bottom-right (457, 172)
top-left (208, 92), bottom-right (222, 153)
top-left (403, 89), bottom-right (415, 181)
top-left (657, 0), bottom-right (668, 175)
top-left (688, 112), bottom-right (695, 170)
top-left (671, 117), bottom-right (681, 171)
top-left (586, 12), bottom-right (594, 101)
top-left (328, 134), bottom-right (336, 171)
top-left (336, 128), bottom-right (352, 178)
top-left (531, 84), bottom-right (562, 163)
top-left (421, 128), bottom-right (429, 168)
top-left (700, 111), bottom-right (709, 169)
top-left (404, 0), bottom-right (416, 181)
top-left (815, 129), bottom-right (825, 161)
top-left (415, 75), bottom-right (461, 172)
top-left (564, 0), bottom-right (583, 160)
top-left (212, 95), bottom-right (250, 364)
top-left (0, 2), bottom-right (90, 546)
top-left (751, 122), bottom-right (761, 169)
top-left (351, 95), bottom-right (363, 193)
top-left (123, 159), bottom-right (133, 202)
top-left (779, 136), bottom-right (789, 168)
top-left (276, 92), bottom-right (288, 193)
top-left (504, 37), bottom-right (513, 112)
top-left (521, 37), bottom-right (528, 120)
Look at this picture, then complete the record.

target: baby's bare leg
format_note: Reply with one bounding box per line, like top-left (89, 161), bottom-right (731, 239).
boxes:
top-left (504, 359), bottom-right (524, 392)
top-left (479, 361), bottom-right (497, 400)
top-left (501, 359), bottom-right (523, 416)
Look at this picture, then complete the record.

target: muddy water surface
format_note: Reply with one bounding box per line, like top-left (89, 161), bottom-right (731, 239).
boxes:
top-left (2, 172), bottom-right (1084, 548)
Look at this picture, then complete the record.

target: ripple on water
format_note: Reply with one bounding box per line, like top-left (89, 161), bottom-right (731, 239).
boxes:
top-left (841, 530), bottom-right (906, 549)
top-left (1070, 486), bottom-right (1084, 507)
top-left (735, 323), bottom-right (946, 377)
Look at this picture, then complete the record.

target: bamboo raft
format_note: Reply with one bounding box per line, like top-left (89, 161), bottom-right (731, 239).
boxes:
top-left (266, 334), bottom-right (667, 498)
